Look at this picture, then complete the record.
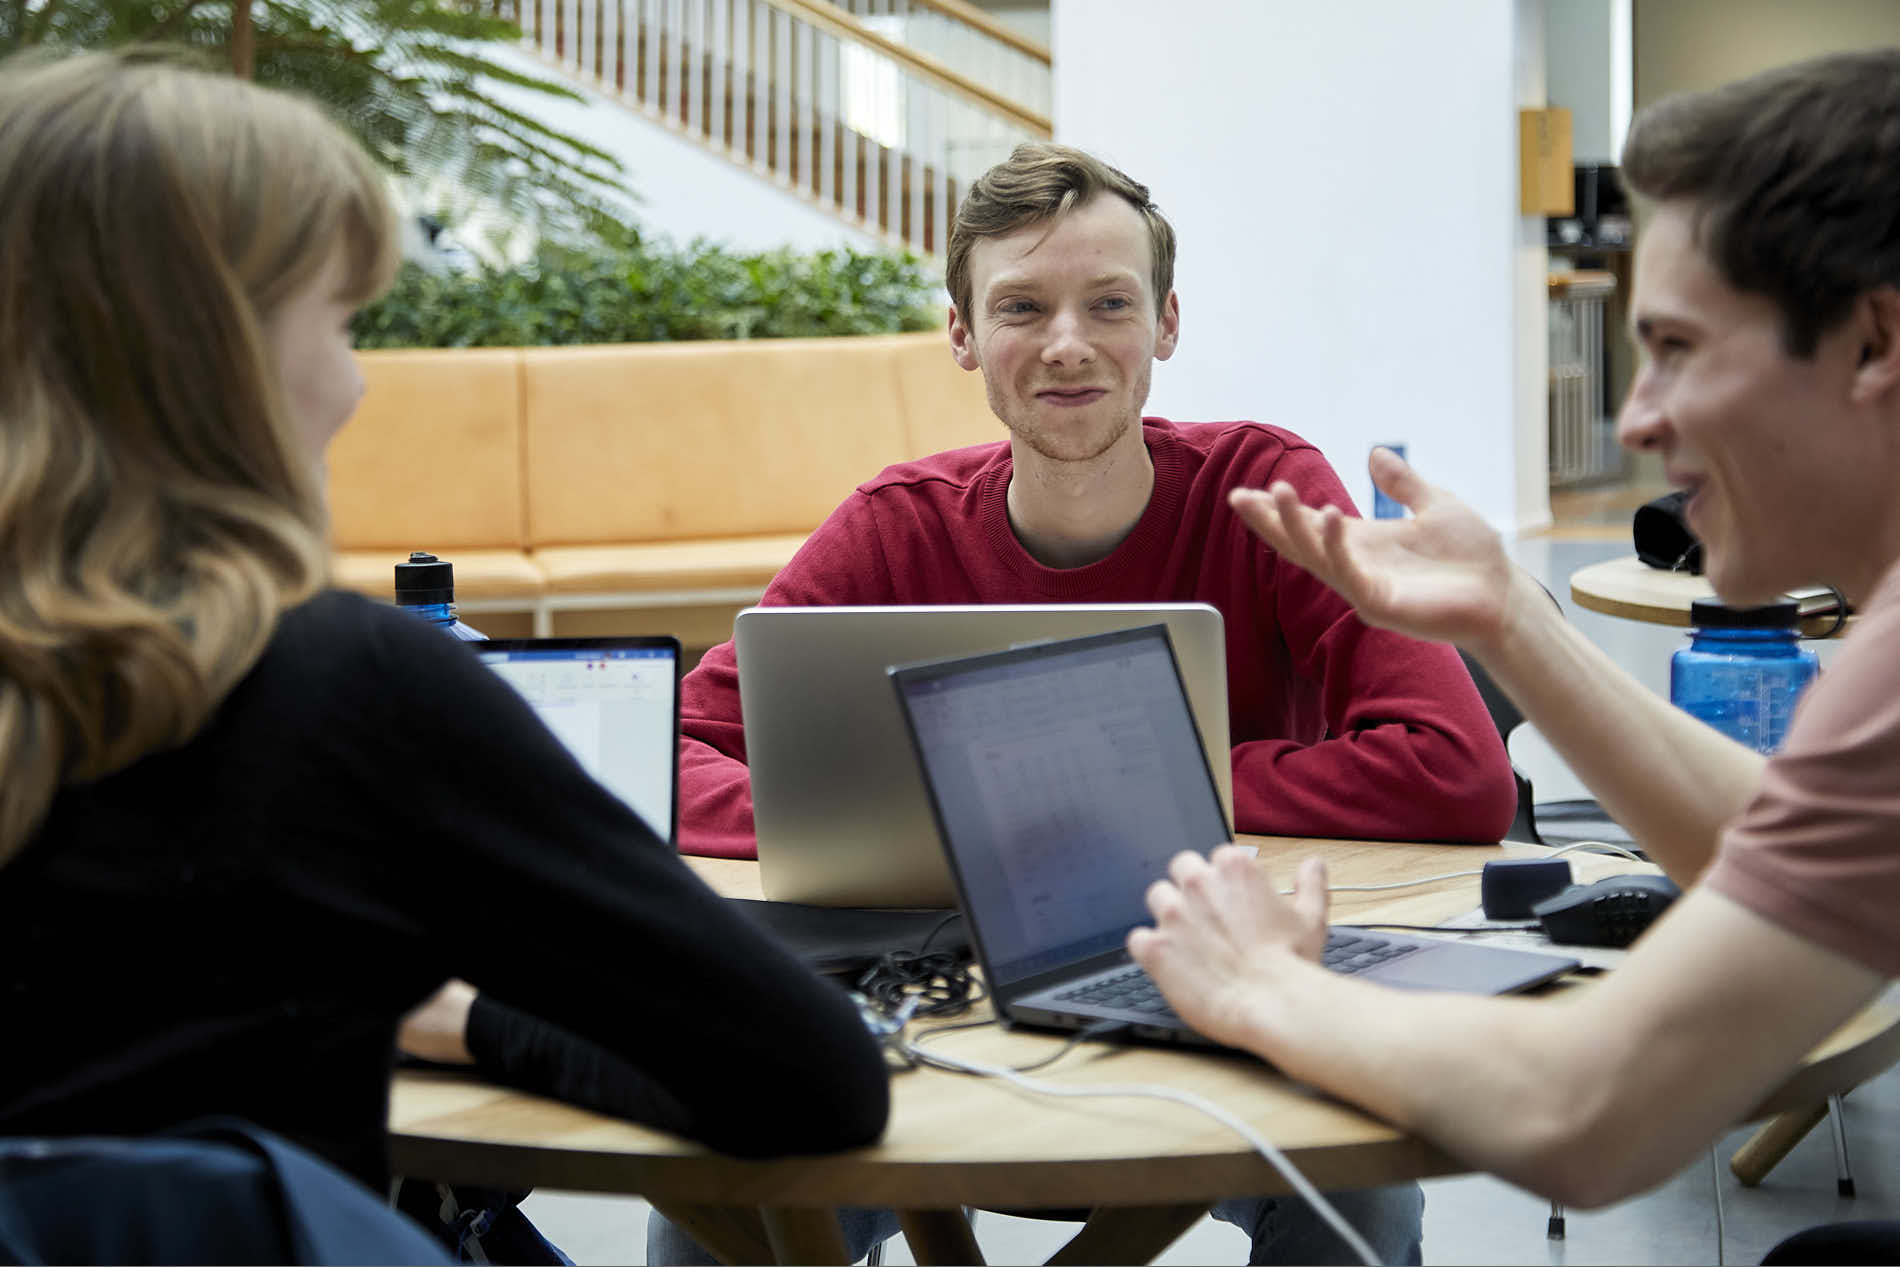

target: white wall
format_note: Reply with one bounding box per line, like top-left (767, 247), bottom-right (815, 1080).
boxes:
top-left (1052, 0), bottom-right (1550, 534)
top-left (1544, 0), bottom-right (1632, 164)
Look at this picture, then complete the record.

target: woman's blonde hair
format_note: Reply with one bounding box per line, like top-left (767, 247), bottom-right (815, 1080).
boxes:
top-left (0, 50), bottom-right (399, 863)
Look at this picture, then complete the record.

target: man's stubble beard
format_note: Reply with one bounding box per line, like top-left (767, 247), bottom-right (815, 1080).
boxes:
top-left (988, 369), bottom-right (1151, 467)
top-left (1006, 409), bottom-right (1137, 465)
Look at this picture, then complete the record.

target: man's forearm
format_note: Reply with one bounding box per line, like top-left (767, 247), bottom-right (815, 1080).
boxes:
top-left (676, 735), bottom-right (760, 858)
top-left (1472, 570), bottom-right (1766, 877)
top-left (1240, 959), bottom-right (1617, 1199)
top-left (1229, 727), bottom-right (1515, 842)
top-left (1240, 889), bottom-right (1881, 1207)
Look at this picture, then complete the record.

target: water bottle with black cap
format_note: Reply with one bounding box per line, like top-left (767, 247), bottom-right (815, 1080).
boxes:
top-left (393, 551), bottom-right (484, 642)
top-left (1670, 599), bottom-right (1817, 753)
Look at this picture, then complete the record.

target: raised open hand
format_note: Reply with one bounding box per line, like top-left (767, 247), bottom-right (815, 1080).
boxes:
top-left (1229, 446), bottom-right (1524, 654)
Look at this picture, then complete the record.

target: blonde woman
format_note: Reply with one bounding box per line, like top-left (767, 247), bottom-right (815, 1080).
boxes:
top-left (0, 51), bottom-right (886, 1194)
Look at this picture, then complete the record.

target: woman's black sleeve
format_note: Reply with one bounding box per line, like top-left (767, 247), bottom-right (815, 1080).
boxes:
top-left (345, 608), bottom-right (890, 1158)
top-left (465, 993), bottom-right (697, 1136)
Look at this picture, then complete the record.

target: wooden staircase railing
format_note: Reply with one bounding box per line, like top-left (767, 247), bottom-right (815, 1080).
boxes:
top-left (508, 0), bottom-right (1052, 258)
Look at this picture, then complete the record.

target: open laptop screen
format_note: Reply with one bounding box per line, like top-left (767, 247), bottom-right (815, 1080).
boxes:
top-left (893, 626), bottom-right (1230, 986)
top-left (474, 637), bottom-right (681, 846)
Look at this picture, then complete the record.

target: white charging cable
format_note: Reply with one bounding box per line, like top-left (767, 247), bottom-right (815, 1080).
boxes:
top-left (902, 1035), bottom-right (1382, 1267)
top-left (1542, 839), bottom-right (1648, 865)
top-left (1281, 838), bottom-right (1652, 897)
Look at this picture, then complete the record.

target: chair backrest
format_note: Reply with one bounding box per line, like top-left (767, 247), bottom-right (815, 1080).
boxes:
top-left (1458, 650), bottom-right (1542, 846)
top-left (0, 1119), bottom-right (449, 1265)
top-left (1456, 580), bottom-right (1586, 847)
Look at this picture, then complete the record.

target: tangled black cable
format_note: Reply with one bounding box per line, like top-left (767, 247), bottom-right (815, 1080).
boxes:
top-left (854, 911), bottom-right (983, 1020)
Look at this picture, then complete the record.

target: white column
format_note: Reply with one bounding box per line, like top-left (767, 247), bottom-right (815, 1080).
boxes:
top-left (1051, 0), bottom-right (1549, 534)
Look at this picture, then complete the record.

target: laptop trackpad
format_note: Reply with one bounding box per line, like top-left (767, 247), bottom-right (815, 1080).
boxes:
top-left (1365, 941), bottom-right (1572, 994)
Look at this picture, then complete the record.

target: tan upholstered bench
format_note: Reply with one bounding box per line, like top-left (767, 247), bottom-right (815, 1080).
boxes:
top-left (325, 331), bottom-right (993, 643)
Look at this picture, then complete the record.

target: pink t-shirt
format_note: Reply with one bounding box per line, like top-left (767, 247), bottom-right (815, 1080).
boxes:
top-left (1703, 556), bottom-right (1900, 976)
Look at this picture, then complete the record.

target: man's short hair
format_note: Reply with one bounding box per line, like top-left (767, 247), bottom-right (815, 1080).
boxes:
top-left (1621, 48), bottom-right (1900, 357)
top-left (945, 142), bottom-right (1176, 320)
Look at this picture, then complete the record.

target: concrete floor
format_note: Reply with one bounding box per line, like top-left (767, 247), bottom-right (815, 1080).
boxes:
top-left (514, 529), bottom-right (1893, 1266)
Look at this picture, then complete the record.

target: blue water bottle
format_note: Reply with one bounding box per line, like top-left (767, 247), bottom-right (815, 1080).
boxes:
top-left (1669, 599), bottom-right (1817, 753)
top-left (394, 551), bottom-right (485, 641)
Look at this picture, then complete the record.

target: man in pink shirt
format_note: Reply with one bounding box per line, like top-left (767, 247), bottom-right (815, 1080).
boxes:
top-left (1134, 50), bottom-right (1900, 1264)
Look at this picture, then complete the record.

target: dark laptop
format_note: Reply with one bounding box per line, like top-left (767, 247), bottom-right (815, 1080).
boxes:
top-left (889, 625), bottom-right (1579, 1047)
top-left (474, 636), bottom-right (682, 846)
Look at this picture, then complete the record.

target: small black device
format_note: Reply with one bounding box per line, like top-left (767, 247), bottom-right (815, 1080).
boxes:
top-left (1481, 858), bottom-right (1574, 919)
top-left (1533, 874), bottom-right (1682, 948)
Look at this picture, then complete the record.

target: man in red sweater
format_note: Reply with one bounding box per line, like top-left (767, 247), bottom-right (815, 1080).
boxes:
top-left (677, 143), bottom-right (1516, 862)
top-left (652, 141), bottom-right (1504, 1267)
top-left (651, 143), bottom-right (1506, 1266)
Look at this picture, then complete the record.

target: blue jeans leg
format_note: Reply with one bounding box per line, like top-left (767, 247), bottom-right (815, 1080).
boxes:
top-left (1212, 1182), bottom-right (1423, 1266)
top-left (645, 1206), bottom-right (900, 1265)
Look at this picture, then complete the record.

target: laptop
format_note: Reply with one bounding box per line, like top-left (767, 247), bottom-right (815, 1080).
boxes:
top-left (475, 636), bottom-right (682, 846)
top-left (736, 604), bottom-right (1229, 908)
top-left (890, 625), bottom-right (1580, 1047)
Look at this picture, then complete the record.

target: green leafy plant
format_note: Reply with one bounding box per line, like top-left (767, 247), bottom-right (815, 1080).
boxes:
top-left (353, 237), bottom-right (943, 347)
top-left (2, 0), bottom-right (626, 247)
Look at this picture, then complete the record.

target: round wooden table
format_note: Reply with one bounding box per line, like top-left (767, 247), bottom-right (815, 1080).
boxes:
top-left (387, 841), bottom-right (1900, 1264)
top-left (1569, 555), bottom-right (1851, 637)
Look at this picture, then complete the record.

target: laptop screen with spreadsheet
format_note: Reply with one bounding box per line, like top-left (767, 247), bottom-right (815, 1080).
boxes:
top-left (892, 625), bottom-right (1229, 988)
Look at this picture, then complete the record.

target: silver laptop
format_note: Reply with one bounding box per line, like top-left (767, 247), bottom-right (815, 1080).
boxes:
top-left (890, 625), bottom-right (1580, 1047)
top-left (474, 636), bottom-right (681, 846)
top-left (737, 604), bottom-right (1229, 908)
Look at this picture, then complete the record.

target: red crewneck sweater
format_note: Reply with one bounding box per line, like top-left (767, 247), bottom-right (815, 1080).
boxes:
top-left (678, 419), bottom-right (1515, 858)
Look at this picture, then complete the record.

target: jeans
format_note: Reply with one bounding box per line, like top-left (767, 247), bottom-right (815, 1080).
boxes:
top-left (1215, 1184), bottom-right (1424, 1266)
top-left (645, 1182), bottom-right (1423, 1265)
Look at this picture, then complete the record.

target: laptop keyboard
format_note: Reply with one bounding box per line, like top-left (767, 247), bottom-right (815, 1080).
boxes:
top-left (1055, 965), bottom-right (1177, 1015)
top-left (1322, 930), bottom-right (1422, 974)
top-left (1053, 931), bottom-right (1420, 1017)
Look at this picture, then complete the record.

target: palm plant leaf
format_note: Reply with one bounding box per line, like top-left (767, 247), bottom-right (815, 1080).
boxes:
top-left (3, 0), bottom-right (630, 247)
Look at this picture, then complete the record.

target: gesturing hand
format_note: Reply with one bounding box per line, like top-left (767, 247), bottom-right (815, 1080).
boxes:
top-left (1228, 446), bottom-right (1520, 653)
top-left (1127, 846), bottom-right (1328, 1051)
